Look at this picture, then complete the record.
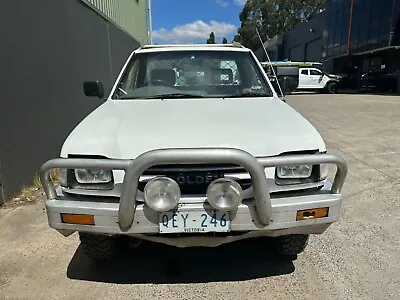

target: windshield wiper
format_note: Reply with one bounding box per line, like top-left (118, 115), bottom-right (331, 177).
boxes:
top-left (141, 93), bottom-right (204, 99)
top-left (118, 93), bottom-right (205, 100)
top-left (224, 92), bottom-right (271, 98)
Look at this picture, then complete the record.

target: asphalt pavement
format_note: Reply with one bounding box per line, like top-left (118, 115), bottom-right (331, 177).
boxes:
top-left (0, 93), bottom-right (399, 300)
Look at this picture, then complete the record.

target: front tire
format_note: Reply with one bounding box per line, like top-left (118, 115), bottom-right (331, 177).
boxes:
top-left (274, 234), bottom-right (309, 256)
top-left (326, 82), bottom-right (338, 94)
top-left (79, 232), bottom-right (121, 260)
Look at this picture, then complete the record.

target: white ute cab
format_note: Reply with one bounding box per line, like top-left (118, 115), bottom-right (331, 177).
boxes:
top-left (40, 43), bottom-right (348, 261)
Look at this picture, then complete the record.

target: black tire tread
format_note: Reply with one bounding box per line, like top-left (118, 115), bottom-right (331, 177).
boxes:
top-left (275, 234), bottom-right (309, 256)
top-left (79, 232), bottom-right (119, 260)
top-left (327, 82), bottom-right (338, 94)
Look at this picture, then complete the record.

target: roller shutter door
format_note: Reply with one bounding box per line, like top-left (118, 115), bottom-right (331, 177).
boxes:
top-left (305, 38), bottom-right (323, 62)
top-left (289, 45), bottom-right (304, 61)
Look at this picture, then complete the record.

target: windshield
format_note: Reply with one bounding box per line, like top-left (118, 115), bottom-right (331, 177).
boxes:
top-left (113, 50), bottom-right (273, 99)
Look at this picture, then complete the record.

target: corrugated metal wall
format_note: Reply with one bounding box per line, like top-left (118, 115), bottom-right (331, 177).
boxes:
top-left (86, 0), bottom-right (148, 45)
top-left (0, 162), bottom-right (5, 205)
top-left (283, 12), bottom-right (325, 62)
top-left (0, 0), bottom-right (141, 203)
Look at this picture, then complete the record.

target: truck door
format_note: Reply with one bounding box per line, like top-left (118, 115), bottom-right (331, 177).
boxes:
top-left (299, 68), bottom-right (312, 88)
top-left (308, 68), bottom-right (325, 88)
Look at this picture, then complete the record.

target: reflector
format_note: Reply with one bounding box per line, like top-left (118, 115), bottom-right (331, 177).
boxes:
top-left (296, 207), bottom-right (329, 221)
top-left (61, 213), bottom-right (95, 225)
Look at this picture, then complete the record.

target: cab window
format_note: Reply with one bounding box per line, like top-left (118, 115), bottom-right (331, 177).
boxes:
top-left (310, 69), bottom-right (322, 76)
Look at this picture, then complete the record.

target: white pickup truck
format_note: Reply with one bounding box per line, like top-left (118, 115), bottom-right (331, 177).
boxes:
top-left (298, 67), bottom-right (341, 93)
top-left (40, 43), bottom-right (348, 261)
top-left (262, 62), bottom-right (342, 94)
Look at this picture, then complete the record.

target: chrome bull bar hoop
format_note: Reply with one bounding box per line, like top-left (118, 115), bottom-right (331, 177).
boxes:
top-left (39, 158), bottom-right (133, 200)
top-left (119, 148), bottom-right (272, 231)
top-left (39, 148), bottom-right (348, 232)
top-left (258, 153), bottom-right (348, 194)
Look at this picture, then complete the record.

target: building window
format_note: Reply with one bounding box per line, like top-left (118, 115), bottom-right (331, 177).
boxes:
top-left (342, 7), bottom-right (350, 53)
top-left (334, 2), bottom-right (343, 48)
top-left (378, 0), bottom-right (392, 46)
top-left (351, 1), bottom-right (361, 49)
top-left (334, 46), bottom-right (341, 56)
top-left (328, 0), bottom-right (336, 50)
top-left (358, 0), bottom-right (371, 48)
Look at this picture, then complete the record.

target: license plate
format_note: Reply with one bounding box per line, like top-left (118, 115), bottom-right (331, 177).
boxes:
top-left (159, 210), bottom-right (230, 233)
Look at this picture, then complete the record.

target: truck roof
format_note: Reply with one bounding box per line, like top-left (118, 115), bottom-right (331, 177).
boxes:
top-left (261, 61), bottom-right (323, 68)
top-left (136, 42), bottom-right (250, 53)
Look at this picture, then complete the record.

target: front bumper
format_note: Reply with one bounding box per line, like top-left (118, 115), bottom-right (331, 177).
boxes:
top-left (40, 148), bottom-right (347, 246)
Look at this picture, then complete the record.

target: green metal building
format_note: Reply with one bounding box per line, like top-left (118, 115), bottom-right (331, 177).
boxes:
top-left (85, 0), bottom-right (149, 45)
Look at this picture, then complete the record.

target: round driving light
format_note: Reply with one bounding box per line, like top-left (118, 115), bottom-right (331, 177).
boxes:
top-left (144, 177), bottom-right (181, 212)
top-left (206, 178), bottom-right (243, 211)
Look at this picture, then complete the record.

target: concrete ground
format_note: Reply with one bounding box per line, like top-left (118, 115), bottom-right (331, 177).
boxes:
top-left (1, 94), bottom-right (399, 300)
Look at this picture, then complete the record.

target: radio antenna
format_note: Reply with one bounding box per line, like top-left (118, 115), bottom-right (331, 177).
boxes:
top-left (256, 27), bottom-right (285, 99)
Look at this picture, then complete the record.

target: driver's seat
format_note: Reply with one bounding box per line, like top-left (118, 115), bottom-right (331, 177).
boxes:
top-left (150, 69), bottom-right (176, 87)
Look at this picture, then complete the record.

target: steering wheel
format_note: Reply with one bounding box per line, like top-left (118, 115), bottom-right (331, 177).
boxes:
top-left (146, 79), bottom-right (171, 86)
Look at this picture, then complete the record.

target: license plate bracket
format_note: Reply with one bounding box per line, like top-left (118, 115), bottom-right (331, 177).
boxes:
top-left (159, 209), bottom-right (230, 233)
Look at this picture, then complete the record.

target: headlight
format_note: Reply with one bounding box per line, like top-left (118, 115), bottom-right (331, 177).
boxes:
top-left (319, 164), bottom-right (329, 180)
top-left (144, 177), bottom-right (181, 212)
top-left (74, 169), bottom-right (112, 184)
top-left (276, 165), bottom-right (312, 179)
top-left (206, 178), bottom-right (243, 211)
top-left (59, 168), bottom-right (68, 186)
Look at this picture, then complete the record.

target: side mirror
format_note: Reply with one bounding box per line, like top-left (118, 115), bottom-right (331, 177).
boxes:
top-left (83, 81), bottom-right (105, 98)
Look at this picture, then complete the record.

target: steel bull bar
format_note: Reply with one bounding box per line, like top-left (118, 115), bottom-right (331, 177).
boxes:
top-left (40, 148), bottom-right (348, 232)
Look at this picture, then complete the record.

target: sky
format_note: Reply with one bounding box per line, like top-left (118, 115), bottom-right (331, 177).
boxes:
top-left (151, 0), bottom-right (247, 44)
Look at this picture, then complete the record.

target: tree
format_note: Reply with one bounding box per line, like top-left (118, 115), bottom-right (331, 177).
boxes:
top-left (207, 32), bottom-right (216, 44)
top-left (232, 34), bottom-right (242, 43)
top-left (222, 37), bottom-right (228, 44)
top-left (235, 0), bottom-right (326, 50)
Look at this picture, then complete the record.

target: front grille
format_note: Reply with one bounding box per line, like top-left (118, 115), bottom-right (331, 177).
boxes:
top-left (139, 163), bottom-right (250, 195)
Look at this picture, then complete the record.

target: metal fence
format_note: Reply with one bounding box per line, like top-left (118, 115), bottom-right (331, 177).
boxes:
top-left (0, 0), bottom-right (142, 203)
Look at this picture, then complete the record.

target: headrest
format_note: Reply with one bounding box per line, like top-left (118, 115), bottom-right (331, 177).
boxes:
top-left (212, 68), bottom-right (233, 83)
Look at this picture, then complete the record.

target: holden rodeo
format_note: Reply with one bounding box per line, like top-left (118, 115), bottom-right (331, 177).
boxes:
top-left (40, 43), bottom-right (348, 260)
